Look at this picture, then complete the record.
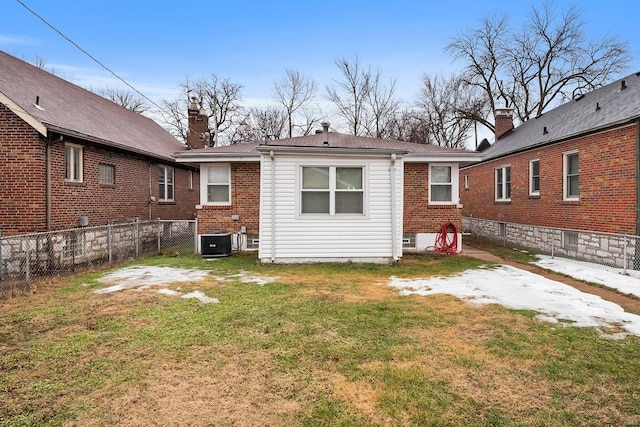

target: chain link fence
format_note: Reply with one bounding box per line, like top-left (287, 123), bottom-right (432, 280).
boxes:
top-left (0, 219), bottom-right (196, 294)
top-left (463, 217), bottom-right (640, 279)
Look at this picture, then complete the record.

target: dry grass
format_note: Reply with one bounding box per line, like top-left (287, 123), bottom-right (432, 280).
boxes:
top-left (1, 253), bottom-right (640, 426)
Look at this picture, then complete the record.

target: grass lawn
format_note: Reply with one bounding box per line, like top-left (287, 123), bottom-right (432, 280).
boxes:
top-left (1, 252), bottom-right (639, 426)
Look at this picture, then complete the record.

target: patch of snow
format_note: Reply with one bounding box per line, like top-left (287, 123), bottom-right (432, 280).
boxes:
top-left (94, 284), bottom-right (128, 294)
top-left (389, 264), bottom-right (640, 338)
top-left (94, 266), bottom-right (216, 302)
top-left (227, 270), bottom-right (275, 286)
top-left (157, 288), bottom-right (181, 296)
top-left (182, 291), bottom-right (219, 304)
top-left (533, 255), bottom-right (640, 298)
top-left (98, 266), bottom-right (210, 287)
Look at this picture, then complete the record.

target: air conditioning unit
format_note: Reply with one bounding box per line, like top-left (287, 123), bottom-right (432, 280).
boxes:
top-left (201, 232), bottom-right (232, 258)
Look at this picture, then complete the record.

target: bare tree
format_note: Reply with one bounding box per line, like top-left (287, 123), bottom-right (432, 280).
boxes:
top-left (446, 2), bottom-right (630, 131)
top-left (364, 72), bottom-right (400, 139)
top-left (161, 75), bottom-right (244, 146)
top-left (416, 73), bottom-right (483, 149)
top-left (160, 97), bottom-right (190, 143)
top-left (326, 55), bottom-right (372, 136)
top-left (273, 69), bottom-right (317, 138)
top-left (231, 106), bottom-right (287, 143)
top-left (387, 108), bottom-right (432, 144)
top-left (97, 87), bottom-right (149, 113)
top-left (31, 55), bottom-right (47, 70)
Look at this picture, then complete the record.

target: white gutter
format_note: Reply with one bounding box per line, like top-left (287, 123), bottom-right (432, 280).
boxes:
top-left (270, 150), bottom-right (276, 263)
top-left (390, 153), bottom-right (399, 262)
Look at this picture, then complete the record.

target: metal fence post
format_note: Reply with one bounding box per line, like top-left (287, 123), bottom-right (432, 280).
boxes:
top-left (551, 235), bottom-right (555, 258)
top-left (108, 222), bottom-right (113, 263)
top-left (194, 218), bottom-right (198, 254)
top-left (157, 219), bottom-right (161, 254)
top-left (24, 240), bottom-right (30, 282)
top-left (623, 235), bottom-right (628, 275)
top-left (134, 218), bottom-right (140, 259)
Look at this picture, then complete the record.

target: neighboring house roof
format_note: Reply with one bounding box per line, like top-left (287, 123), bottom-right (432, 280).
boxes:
top-left (481, 72), bottom-right (640, 162)
top-left (0, 50), bottom-right (185, 162)
top-left (175, 132), bottom-right (483, 164)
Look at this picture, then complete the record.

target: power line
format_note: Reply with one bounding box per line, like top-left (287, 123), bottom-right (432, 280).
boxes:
top-left (15, 0), bottom-right (171, 117)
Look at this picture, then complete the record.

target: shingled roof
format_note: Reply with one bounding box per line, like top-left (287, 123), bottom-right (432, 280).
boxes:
top-left (481, 72), bottom-right (640, 161)
top-left (175, 131), bottom-right (482, 164)
top-left (0, 50), bottom-right (185, 162)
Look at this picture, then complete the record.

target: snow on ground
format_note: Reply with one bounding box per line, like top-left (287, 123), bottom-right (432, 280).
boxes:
top-left (93, 259), bottom-right (640, 337)
top-left (389, 264), bottom-right (640, 338)
top-left (534, 255), bottom-right (640, 298)
top-left (94, 265), bottom-right (275, 303)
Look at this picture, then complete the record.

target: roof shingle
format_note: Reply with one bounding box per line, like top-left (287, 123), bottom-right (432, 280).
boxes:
top-left (482, 72), bottom-right (640, 161)
top-left (0, 50), bottom-right (185, 162)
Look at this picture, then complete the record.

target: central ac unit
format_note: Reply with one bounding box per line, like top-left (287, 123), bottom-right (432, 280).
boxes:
top-left (201, 232), bottom-right (232, 257)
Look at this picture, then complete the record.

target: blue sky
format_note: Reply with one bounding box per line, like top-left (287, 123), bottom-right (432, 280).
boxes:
top-left (2, 0), bottom-right (640, 114)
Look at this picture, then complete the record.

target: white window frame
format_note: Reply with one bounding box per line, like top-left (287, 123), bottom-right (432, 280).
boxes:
top-left (563, 151), bottom-right (579, 201)
top-left (428, 163), bottom-right (458, 205)
top-left (64, 143), bottom-right (83, 182)
top-left (99, 163), bottom-right (115, 185)
top-left (159, 165), bottom-right (174, 202)
top-left (495, 165), bottom-right (511, 201)
top-left (529, 159), bottom-right (540, 196)
top-left (298, 165), bottom-right (366, 216)
top-left (202, 164), bottom-right (231, 206)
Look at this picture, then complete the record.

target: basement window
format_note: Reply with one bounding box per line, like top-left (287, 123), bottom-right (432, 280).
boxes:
top-left (563, 231), bottom-right (579, 249)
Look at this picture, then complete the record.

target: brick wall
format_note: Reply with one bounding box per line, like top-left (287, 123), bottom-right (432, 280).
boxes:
top-left (197, 162), bottom-right (260, 235)
top-left (0, 104), bottom-right (47, 234)
top-left (460, 123), bottom-right (638, 235)
top-left (403, 162), bottom-right (462, 233)
top-left (0, 104), bottom-right (200, 235)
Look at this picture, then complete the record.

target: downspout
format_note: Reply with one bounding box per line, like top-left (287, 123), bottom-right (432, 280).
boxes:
top-left (148, 162), bottom-right (153, 221)
top-left (635, 120), bottom-right (640, 269)
top-left (270, 150), bottom-right (276, 262)
top-left (45, 135), bottom-right (52, 230)
top-left (390, 153), bottom-right (399, 262)
top-left (636, 120), bottom-right (640, 237)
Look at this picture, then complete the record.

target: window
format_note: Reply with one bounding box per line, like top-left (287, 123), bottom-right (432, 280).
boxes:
top-left (498, 222), bottom-right (506, 238)
top-left (159, 165), bottom-right (174, 202)
top-left (529, 160), bottom-right (540, 196)
top-left (563, 230), bottom-right (579, 249)
top-left (301, 166), bottom-right (364, 215)
top-left (188, 170), bottom-right (193, 190)
top-left (63, 231), bottom-right (83, 258)
top-left (430, 165), bottom-right (453, 203)
top-left (564, 152), bottom-right (579, 200)
top-left (495, 166), bottom-right (511, 201)
top-left (464, 174), bottom-right (469, 190)
top-left (99, 164), bottom-right (115, 185)
top-left (206, 165), bottom-right (230, 204)
top-left (65, 143), bottom-right (83, 182)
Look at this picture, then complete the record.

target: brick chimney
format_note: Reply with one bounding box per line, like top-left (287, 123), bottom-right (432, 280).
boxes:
top-left (494, 108), bottom-right (514, 139)
top-left (187, 97), bottom-right (209, 149)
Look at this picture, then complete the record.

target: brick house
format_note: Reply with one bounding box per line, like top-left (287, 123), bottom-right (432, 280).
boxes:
top-left (460, 72), bottom-right (640, 259)
top-left (175, 123), bottom-right (482, 263)
top-left (0, 50), bottom-right (199, 236)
